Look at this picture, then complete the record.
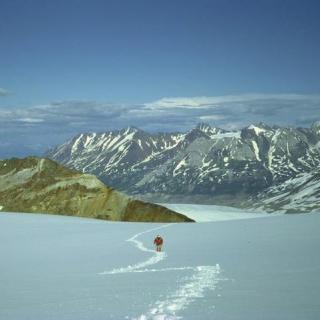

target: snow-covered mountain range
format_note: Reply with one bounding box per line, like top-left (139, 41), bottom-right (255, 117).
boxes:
top-left (46, 122), bottom-right (320, 211)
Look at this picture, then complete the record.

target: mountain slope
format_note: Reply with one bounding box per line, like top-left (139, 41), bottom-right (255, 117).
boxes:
top-left (247, 169), bottom-right (320, 213)
top-left (0, 157), bottom-right (193, 222)
top-left (46, 123), bottom-right (320, 204)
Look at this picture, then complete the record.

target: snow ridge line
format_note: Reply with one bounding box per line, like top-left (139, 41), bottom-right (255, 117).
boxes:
top-left (99, 224), bottom-right (173, 275)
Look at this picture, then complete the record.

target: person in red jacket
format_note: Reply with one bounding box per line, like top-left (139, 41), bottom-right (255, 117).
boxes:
top-left (154, 235), bottom-right (163, 252)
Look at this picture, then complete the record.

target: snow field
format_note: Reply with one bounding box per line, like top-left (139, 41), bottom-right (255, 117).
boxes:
top-left (100, 224), bottom-right (171, 275)
top-left (100, 222), bottom-right (222, 319)
top-left (1, 208), bottom-right (320, 320)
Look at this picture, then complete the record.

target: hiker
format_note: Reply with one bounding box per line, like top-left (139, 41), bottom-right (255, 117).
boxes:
top-left (154, 235), bottom-right (163, 252)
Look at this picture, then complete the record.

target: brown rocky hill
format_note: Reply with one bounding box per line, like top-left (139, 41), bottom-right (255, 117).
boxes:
top-left (0, 157), bottom-right (193, 222)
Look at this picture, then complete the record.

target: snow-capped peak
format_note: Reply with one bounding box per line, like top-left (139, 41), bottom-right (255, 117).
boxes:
top-left (121, 126), bottom-right (140, 135)
top-left (248, 124), bottom-right (267, 136)
top-left (196, 123), bottom-right (225, 136)
top-left (311, 121), bottom-right (320, 134)
top-left (196, 123), bottom-right (213, 133)
top-left (46, 123), bottom-right (320, 207)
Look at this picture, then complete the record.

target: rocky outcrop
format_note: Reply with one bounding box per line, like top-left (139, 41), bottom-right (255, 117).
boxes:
top-left (0, 157), bottom-right (193, 222)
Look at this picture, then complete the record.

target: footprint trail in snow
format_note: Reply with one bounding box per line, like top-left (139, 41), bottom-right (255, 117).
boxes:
top-left (99, 224), bottom-right (223, 319)
top-left (100, 224), bottom-right (171, 275)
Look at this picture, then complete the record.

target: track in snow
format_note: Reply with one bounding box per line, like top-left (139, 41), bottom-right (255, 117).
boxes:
top-left (100, 224), bottom-right (222, 320)
top-left (100, 224), bottom-right (171, 275)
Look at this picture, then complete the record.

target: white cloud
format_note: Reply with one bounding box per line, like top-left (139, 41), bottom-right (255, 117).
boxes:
top-left (199, 115), bottom-right (224, 121)
top-left (145, 94), bottom-right (320, 110)
top-left (1, 93), bottom-right (320, 158)
top-left (17, 118), bottom-right (44, 123)
top-left (1, 94), bottom-right (320, 132)
top-left (145, 96), bottom-right (219, 109)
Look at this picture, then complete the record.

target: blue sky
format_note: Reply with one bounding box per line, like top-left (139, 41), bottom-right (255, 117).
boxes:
top-left (1, 0), bottom-right (320, 157)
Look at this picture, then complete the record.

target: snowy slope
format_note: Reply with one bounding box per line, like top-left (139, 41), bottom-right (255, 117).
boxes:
top-left (1, 210), bottom-right (320, 320)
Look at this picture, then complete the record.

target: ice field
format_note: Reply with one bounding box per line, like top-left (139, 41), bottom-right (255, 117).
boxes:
top-left (1, 206), bottom-right (320, 319)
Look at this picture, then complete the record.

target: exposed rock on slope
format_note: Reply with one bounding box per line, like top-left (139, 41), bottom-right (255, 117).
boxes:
top-left (247, 169), bottom-right (320, 213)
top-left (0, 157), bottom-right (193, 222)
top-left (46, 123), bottom-right (320, 206)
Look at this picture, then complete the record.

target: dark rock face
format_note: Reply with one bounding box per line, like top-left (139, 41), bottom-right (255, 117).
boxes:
top-left (0, 157), bottom-right (193, 222)
top-left (46, 123), bottom-right (320, 204)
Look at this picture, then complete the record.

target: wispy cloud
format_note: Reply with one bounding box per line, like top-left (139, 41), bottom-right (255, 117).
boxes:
top-left (0, 88), bottom-right (10, 96)
top-left (143, 94), bottom-right (320, 129)
top-left (0, 93), bottom-right (320, 158)
top-left (145, 94), bottom-right (320, 110)
top-left (17, 118), bottom-right (44, 123)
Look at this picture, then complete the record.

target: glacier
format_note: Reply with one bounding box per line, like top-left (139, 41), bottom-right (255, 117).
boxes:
top-left (1, 207), bottom-right (320, 319)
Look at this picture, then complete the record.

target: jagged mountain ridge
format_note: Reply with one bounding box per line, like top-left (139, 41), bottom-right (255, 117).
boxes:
top-left (46, 122), bottom-right (320, 203)
top-left (0, 157), bottom-right (193, 222)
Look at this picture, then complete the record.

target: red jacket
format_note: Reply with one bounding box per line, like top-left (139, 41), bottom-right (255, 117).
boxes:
top-left (154, 237), bottom-right (163, 245)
